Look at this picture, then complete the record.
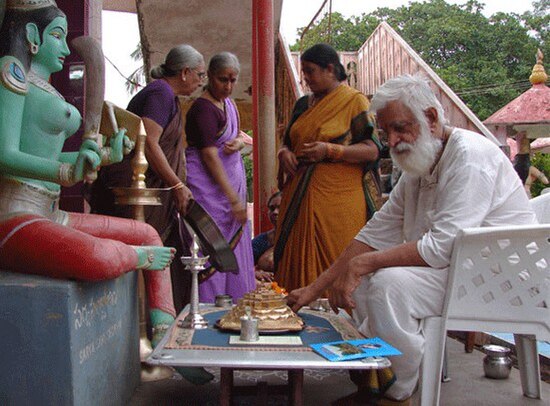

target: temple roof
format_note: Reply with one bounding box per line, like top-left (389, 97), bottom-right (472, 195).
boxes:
top-left (484, 49), bottom-right (549, 127)
top-left (484, 83), bottom-right (550, 126)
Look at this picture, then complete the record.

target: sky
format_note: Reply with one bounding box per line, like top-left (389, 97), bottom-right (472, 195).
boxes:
top-left (103, 0), bottom-right (536, 108)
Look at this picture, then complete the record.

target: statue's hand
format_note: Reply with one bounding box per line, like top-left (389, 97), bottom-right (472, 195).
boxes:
top-left (80, 138), bottom-right (101, 156)
top-left (109, 128), bottom-right (133, 163)
top-left (99, 129), bottom-right (134, 166)
top-left (75, 144), bottom-right (101, 184)
top-left (122, 133), bottom-right (134, 156)
top-left (79, 139), bottom-right (102, 183)
top-left (57, 140), bottom-right (101, 186)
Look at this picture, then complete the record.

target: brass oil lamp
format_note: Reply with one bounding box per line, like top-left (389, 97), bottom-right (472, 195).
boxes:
top-left (101, 102), bottom-right (173, 381)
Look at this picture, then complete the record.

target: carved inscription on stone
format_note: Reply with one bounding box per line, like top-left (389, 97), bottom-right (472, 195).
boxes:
top-left (73, 289), bottom-right (118, 330)
top-left (78, 319), bottom-right (123, 364)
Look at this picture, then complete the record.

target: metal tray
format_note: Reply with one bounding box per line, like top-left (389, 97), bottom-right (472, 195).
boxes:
top-left (179, 199), bottom-right (238, 273)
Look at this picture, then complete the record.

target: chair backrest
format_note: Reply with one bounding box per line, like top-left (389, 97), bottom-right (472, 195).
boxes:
top-left (530, 193), bottom-right (550, 224)
top-left (442, 224), bottom-right (550, 341)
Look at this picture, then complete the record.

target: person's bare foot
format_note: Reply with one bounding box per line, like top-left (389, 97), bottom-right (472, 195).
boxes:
top-left (133, 246), bottom-right (176, 270)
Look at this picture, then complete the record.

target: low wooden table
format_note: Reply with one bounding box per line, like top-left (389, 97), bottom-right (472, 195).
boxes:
top-left (148, 304), bottom-right (390, 406)
top-left (219, 367), bottom-right (304, 406)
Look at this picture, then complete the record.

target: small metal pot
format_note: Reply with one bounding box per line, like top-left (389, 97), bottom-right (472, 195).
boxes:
top-left (240, 316), bottom-right (259, 341)
top-left (308, 298), bottom-right (331, 312)
top-left (215, 294), bottom-right (233, 307)
top-left (483, 345), bottom-right (512, 379)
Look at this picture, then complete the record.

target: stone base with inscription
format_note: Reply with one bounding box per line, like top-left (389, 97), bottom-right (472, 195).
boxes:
top-left (0, 271), bottom-right (140, 406)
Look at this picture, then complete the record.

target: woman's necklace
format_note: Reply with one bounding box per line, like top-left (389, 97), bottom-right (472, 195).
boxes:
top-left (207, 89), bottom-right (225, 111)
top-left (28, 70), bottom-right (64, 100)
top-left (308, 82), bottom-right (341, 108)
top-left (308, 94), bottom-right (321, 108)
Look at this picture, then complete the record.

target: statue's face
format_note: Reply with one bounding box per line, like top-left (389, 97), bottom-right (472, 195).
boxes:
top-left (33, 16), bottom-right (70, 74)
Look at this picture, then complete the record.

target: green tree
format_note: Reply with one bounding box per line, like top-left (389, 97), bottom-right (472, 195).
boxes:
top-left (289, 0), bottom-right (545, 120)
top-left (530, 152), bottom-right (550, 197)
top-left (125, 43), bottom-right (146, 95)
top-left (290, 12), bottom-right (379, 52)
top-left (522, 0), bottom-right (549, 47)
top-left (373, 0), bottom-right (540, 120)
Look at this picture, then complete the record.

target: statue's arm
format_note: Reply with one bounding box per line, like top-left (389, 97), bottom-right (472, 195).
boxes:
top-left (57, 129), bottom-right (131, 169)
top-left (59, 138), bottom-right (103, 164)
top-left (59, 151), bottom-right (78, 163)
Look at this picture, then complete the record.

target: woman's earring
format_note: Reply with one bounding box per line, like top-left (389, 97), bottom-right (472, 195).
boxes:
top-left (30, 43), bottom-right (39, 55)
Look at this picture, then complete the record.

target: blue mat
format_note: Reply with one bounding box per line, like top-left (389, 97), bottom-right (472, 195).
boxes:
top-left (166, 307), bottom-right (364, 350)
top-left (193, 311), bottom-right (348, 347)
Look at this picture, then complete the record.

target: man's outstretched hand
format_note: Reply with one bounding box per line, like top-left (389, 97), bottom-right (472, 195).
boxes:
top-left (286, 285), bottom-right (319, 313)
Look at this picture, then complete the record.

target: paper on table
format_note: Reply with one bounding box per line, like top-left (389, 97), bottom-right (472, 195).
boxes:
top-left (310, 337), bottom-right (401, 361)
top-left (229, 335), bottom-right (303, 346)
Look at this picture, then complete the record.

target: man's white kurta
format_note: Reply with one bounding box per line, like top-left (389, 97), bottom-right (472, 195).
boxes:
top-left (352, 128), bottom-right (537, 399)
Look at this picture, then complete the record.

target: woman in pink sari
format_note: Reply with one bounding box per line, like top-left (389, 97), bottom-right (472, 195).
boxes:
top-left (185, 52), bottom-right (255, 303)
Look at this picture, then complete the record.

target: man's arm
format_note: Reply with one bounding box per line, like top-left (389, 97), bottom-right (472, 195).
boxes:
top-left (286, 239), bottom-right (374, 312)
top-left (328, 240), bottom-right (428, 310)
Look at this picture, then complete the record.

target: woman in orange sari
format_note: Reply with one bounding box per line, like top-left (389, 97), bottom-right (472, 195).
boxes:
top-left (274, 43), bottom-right (382, 293)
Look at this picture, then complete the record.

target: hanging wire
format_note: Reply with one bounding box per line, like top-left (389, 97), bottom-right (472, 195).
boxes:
top-left (455, 80), bottom-right (531, 96)
top-left (327, 0), bottom-right (332, 45)
top-left (298, 0), bottom-right (330, 54)
top-left (104, 54), bottom-right (144, 91)
top-left (454, 79), bottom-right (529, 93)
top-left (91, 2), bottom-right (144, 94)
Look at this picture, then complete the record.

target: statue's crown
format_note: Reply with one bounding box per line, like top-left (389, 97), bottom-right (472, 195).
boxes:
top-left (7, 0), bottom-right (57, 10)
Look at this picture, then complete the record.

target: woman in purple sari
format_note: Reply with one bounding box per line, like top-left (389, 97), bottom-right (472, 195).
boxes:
top-left (185, 52), bottom-right (255, 302)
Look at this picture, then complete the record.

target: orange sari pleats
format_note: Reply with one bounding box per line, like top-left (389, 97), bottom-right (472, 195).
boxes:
top-left (275, 85), bottom-right (376, 293)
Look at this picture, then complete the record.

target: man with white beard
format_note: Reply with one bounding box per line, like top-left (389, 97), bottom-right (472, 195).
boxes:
top-left (287, 74), bottom-right (537, 405)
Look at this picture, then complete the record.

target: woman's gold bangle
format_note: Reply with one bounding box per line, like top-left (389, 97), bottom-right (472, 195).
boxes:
top-left (170, 182), bottom-right (185, 191)
top-left (326, 143), bottom-right (344, 160)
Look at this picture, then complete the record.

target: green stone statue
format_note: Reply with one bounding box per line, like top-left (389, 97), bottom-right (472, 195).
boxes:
top-left (0, 0), bottom-right (179, 350)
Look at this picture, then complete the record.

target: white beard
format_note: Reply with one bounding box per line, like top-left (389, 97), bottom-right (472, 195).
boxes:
top-left (390, 122), bottom-right (443, 177)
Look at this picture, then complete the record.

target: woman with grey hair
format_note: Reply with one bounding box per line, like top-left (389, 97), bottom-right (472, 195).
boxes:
top-left (92, 43), bottom-right (206, 304)
top-left (90, 44), bottom-right (214, 385)
top-left (185, 51), bottom-right (255, 302)
top-left (92, 44), bottom-right (206, 223)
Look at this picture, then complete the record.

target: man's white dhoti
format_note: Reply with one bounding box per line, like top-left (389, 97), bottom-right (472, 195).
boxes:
top-left (349, 128), bottom-right (536, 400)
top-left (352, 266), bottom-right (448, 399)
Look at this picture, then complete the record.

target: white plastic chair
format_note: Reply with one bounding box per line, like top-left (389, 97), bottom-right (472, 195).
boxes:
top-left (531, 192), bottom-right (550, 223)
top-left (420, 193), bottom-right (550, 405)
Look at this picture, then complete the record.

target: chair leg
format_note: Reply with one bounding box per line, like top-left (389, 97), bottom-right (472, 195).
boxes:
top-left (420, 317), bottom-right (446, 406)
top-left (441, 342), bottom-right (451, 383)
top-left (514, 334), bottom-right (541, 399)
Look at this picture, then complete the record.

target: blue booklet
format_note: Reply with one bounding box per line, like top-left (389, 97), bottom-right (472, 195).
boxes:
top-left (310, 337), bottom-right (402, 362)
